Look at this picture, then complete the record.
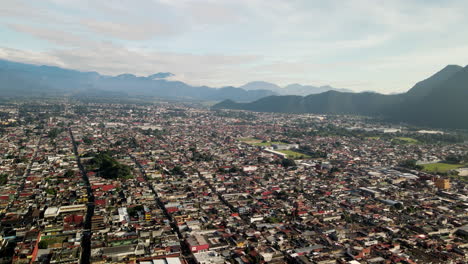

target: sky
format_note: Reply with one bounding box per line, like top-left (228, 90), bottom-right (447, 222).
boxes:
top-left (1, 0), bottom-right (468, 93)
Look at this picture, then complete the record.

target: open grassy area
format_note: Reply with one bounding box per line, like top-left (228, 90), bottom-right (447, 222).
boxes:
top-left (394, 137), bottom-right (419, 144)
top-left (277, 150), bottom-right (311, 159)
top-left (252, 141), bottom-right (286, 146)
top-left (238, 138), bottom-right (262, 144)
top-left (421, 162), bottom-right (464, 173)
top-left (239, 138), bottom-right (287, 146)
top-left (367, 136), bottom-right (380, 140)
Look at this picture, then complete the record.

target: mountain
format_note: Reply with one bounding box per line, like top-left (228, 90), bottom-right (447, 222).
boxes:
top-left (281, 84), bottom-right (353, 95)
top-left (406, 65), bottom-right (463, 97)
top-left (393, 65), bottom-right (468, 128)
top-left (0, 59), bottom-right (354, 101)
top-left (0, 59), bottom-right (275, 102)
top-left (240, 81), bottom-right (353, 96)
top-left (214, 65), bottom-right (468, 129)
top-left (240, 81), bottom-right (281, 91)
top-left (147, 72), bottom-right (174, 79)
top-left (215, 91), bottom-right (402, 115)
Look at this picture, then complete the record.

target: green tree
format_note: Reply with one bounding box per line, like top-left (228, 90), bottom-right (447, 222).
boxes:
top-left (398, 159), bottom-right (422, 170)
top-left (82, 136), bottom-right (93, 145)
top-left (38, 241), bottom-right (48, 249)
top-left (171, 166), bottom-right (184, 175)
top-left (88, 152), bottom-right (133, 179)
top-left (281, 158), bottom-right (296, 168)
top-left (0, 174), bottom-right (8, 185)
top-left (445, 154), bottom-right (462, 164)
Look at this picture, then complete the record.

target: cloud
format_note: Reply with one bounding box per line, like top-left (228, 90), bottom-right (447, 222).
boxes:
top-left (0, 0), bottom-right (63, 23)
top-left (0, 44), bottom-right (262, 86)
top-left (162, 0), bottom-right (248, 25)
top-left (7, 24), bottom-right (91, 47)
top-left (1, 0), bottom-right (468, 93)
top-left (0, 47), bottom-right (67, 67)
top-left (81, 20), bottom-right (176, 41)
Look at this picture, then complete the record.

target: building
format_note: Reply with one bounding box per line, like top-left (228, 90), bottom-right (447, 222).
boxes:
top-left (435, 178), bottom-right (450, 190)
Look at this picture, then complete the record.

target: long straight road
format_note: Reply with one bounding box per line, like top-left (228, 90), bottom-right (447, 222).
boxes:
top-left (69, 127), bottom-right (95, 264)
top-left (2, 133), bottom-right (42, 216)
top-left (129, 154), bottom-right (196, 263)
top-left (99, 132), bottom-right (195, 263)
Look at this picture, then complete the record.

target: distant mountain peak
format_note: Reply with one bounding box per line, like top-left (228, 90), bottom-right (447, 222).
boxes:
top-left (443, 64), bottom-right (463, 69)
top-left (406, 64), bottom-right (463, 96)
top-left (245, 81), bottom-right (276, 85)
top-left (115, 73), bottom-right (137, 79)
top-left (284, 83), bottom-right (302, 89)
top-left (240, 81), bottom-right (281, 91)
top-left (214, 64), bottom-right (468, 129)
top-left (0, 58), bottom-right (275, 102)
top-left (280, 83), bottom-right (352, 95)
top-left (147, 72), bottom-right (174, 79)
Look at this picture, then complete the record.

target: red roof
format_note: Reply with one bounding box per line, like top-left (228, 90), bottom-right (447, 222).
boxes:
top-left (166, 207), bottom-right (179, 213)
top-left (101, 184), bottom-right (115, 191)
top-left (64, 214), bottom-right (84, 224)
top-left (95, 199), bottom-right (106, 206)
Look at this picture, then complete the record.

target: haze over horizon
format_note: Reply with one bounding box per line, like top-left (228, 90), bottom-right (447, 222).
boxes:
top-left (1, 0), bottom-right (468, 93)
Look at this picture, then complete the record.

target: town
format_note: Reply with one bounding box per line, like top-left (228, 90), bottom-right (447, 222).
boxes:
top-left (0, 101), bottom-right (467, 264)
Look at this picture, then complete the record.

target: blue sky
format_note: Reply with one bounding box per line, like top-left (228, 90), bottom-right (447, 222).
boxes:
top-left (1, 0), bottom-right (468, 93)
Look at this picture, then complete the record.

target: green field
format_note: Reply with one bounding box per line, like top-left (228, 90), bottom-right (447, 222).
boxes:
top-left (393, 137), bottom-right (419, 144)
top-left (239, 137), bottom-right (260, 143)
top-left (239, 138), bottom-right (287, 146)
top-left (252, 141), bottom-right (286, 146)
top-left (277, 150), bottom-right (311, 159)
top-left (421, 163), bottom-right (464, 173)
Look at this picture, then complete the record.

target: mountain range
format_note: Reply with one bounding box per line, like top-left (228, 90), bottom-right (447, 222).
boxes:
top-left (0, 59), bottom-right (277, 102)
top-left (2, 58), bottom-right (466, 129)
top-left (0, 59), bottom-right (348, 102)
top-left (214, 65), bottom-right (468, 129)
top-left (240, 81), bottom-right (353, 95)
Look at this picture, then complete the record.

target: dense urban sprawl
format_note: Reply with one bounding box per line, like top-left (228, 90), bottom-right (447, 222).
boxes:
top-left (0, 102), bottom-right (467, 264)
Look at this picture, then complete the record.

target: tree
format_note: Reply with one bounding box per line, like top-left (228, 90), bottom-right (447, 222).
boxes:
top-left (128, 205), bottom-right (144, 218)
top-left (88, 152), bottom-right (133, 179)
top-left (64, 169), bottom-right (74, 178)
top-left (47, 128), bottom-right (62, 139)
top-left (45, 189), bottom-right (57, 195)
top-left (281, 158), bottom-right (296, 168)
top-left (445, 154), bottom-right (462, 164)
top-left (82, 136), bottom-right (92, 145)
top-left (171, 166), bottom-right (184, 175)
top-left (38, 241), bottom-right (48, 249)
top-left (398, 159), bottom-right (422, 170)
top-left (0, 174), bottom-right (8, 185)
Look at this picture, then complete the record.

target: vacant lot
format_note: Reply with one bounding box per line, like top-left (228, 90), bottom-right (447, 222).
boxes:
top-left (252, 141), bottom-right (286, 146)
top-left (239, 138), bottom-right (287, 146)
top-left (422, 162), bottom-right (464, 173)
top-left (238, 137), bottom-right (261, 144)
top-left (394, 137), bottom-right (419, 144)
top-left (277, 150), bottom-right (311, 159)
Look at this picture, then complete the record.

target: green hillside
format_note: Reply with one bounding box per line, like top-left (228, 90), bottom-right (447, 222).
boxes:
top-left (213, 65), bottom-right (468, 129)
